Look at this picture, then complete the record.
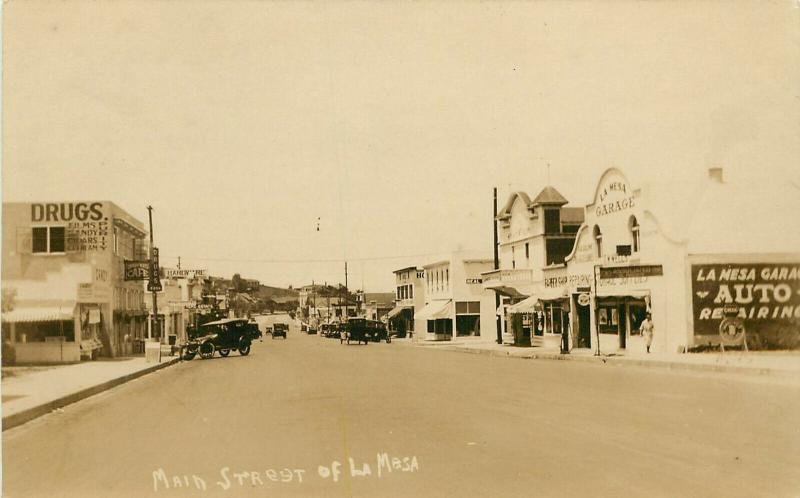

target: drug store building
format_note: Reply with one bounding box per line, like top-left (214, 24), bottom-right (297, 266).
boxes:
top-left (2, 201), bottom-right (149, 363)
top-left (560, 167), bottom-right (800, 353)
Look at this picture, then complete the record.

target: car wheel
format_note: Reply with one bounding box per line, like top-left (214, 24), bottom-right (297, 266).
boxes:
top-left (387, 336), bottom-right (392, 344)
top-left (238, 339), bottom-right (251, 356)
top-left (182, 352), bottom-right (196, 361)
top-left (199, 342), bottom-right (214, 359)
top-left (219, 349), bottom-right (230, 357)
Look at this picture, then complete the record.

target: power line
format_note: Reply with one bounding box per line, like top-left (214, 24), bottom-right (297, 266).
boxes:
top-left (159, 250), bottom-right (475, 265)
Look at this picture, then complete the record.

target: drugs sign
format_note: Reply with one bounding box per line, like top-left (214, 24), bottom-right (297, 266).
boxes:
top-left (124, 260), bottom-right (150, 281)
top-left (147, 247), bottom-right (162, 292)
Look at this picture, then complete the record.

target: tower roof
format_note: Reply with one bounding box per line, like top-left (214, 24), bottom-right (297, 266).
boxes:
top-left (531, 186), bottom-right (568, 206)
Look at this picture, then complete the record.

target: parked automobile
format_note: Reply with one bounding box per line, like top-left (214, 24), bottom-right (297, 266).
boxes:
top-left (182, 318), bottom-right (256, 360)
top-left (340, 318), bottom-right (370, 345)
top-left (272, 323), bottom-right (288, 339)
top-left (368, 320), bottom-right (391, 343)
top-left (326, 323), bottom-right (342, 339)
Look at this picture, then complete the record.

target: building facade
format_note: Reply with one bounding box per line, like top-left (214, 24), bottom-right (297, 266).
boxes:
top-left (2, 201), bottom-right (148, 363)
top-left (387, 267), bottom-right (426, 338)
top-left (559, 167), bottom-right (800, 354)
top-left (414, 253), bottom-right (495, 342)
top-left (482, 186), bottom-right (584, 346)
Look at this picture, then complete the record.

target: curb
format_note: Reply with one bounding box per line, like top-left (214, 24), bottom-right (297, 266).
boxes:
top-left (418, 344), bottom-right (799, 379)
top-left (2, 357), bottom-right (180, 432)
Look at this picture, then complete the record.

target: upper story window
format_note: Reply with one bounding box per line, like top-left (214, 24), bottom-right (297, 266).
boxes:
top-left (32, 226), bottom-right (65, 254)
top-left (544, 208), bottom-right (561, 234)
top-left (593, 225), bottom-right (603, 258)
top-left (445, 269), bottom-right (449, 289)
top-left (525, 242), bottom-right (530, 260)
top-left (629, 216), bottom-right (640, 253)
top-left (511, 246), bottom-right (516, 269)
top-left (410, 285), bottom-right (413, 299)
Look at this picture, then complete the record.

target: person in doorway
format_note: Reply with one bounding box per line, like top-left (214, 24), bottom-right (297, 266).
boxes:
top-left (639, 313), bottom-right (654, 353)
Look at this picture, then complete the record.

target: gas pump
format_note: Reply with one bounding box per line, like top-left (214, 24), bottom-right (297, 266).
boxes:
top-left (719, 304), bottom-right (747, 353)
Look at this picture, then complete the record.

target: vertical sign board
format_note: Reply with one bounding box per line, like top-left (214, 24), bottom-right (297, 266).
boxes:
top-left (691, 263), bottom-right (800, 347)
top-left (147, 247), bottom-right (163, 292)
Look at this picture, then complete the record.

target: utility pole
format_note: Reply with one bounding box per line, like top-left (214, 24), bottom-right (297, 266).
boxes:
top-left (493, 188), bottom-right (501, 344)
top-left (147, 206), bottom-right (159, 342)
top-left (344, 261), bottom-right (348, 320)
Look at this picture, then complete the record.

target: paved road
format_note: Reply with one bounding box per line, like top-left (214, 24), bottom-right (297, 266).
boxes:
top-left (3, 332), bottom-right (800, 498)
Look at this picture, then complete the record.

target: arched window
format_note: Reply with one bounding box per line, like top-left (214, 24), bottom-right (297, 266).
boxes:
top-left (629, 216), bottom-right (640, 253)
top-left (593, 225), bottom-right (603, 258)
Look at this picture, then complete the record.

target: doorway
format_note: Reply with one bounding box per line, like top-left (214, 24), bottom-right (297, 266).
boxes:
top-left (577, 298), bottom-right (591, 348)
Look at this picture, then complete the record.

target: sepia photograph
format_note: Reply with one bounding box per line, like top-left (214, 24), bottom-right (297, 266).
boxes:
top-left (1, 1), bottom-right (799, 497)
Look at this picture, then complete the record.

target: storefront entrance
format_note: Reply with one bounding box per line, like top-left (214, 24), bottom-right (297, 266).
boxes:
top-left (576, 298), bottom-right (591, 348)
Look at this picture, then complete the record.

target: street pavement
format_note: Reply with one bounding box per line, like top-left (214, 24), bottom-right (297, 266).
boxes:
top-left (3, 331), bottom-right (799, 498)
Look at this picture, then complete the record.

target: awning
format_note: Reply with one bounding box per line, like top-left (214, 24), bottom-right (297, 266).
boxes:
top-left (507, 296), bottom-right (540, 314)
top-left (538, 287), bottom-right (568, 302)
top-left (484, 284), bottom-right (527, 299)
top-left (596, 288), bottom-right (651, 299)
top-left (386, 305), bottom-right (411, 319)
top-left (2, 302), bottom-right (76, 324)
top-left (414, 300), bottom-right (452, 320)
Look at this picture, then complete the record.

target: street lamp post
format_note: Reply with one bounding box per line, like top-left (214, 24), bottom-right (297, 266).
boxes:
top-left (593, 264), bottom-right (601, 357)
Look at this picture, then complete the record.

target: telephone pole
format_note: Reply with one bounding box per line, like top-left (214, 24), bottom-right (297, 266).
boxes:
top-left (147, 206), bottom-right (159, 341)
top-left (493, 188), bottom-right (501, 344)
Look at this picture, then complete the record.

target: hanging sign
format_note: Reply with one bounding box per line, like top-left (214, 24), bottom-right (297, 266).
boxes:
top-left (577, 293), bottom-right (591, 306)
top-left (124, 260), bottom-right (150, 281)
top-left (147, 247), bottom-right (163, 292)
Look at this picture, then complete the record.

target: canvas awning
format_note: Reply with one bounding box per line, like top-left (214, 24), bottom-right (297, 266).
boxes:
top-left (506, 288), bottom-right (568, 314)
top-left (386, 305), bottom-right (411, 319)
top-left (414, 300), bottom-right (452, 320)
top-left (595, 288), bottom-right (651, 299)
top-left (2, 302), bottom-right (76, 324)
top-left (507, 296), bottom-right (540, 314)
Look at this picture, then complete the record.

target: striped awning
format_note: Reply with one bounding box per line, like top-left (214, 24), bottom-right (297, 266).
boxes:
top-left (2, 303), bottom-right (76, 323)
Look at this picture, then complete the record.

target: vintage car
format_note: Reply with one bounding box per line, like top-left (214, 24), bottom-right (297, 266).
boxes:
top-left (272, 323), bottom-right (288, 339)
top-left (368, 320), bottom-right (391, 343)
top-left (182, 318), bottom-right (257, 360)
top-left (340, 318), bottom-right (371, 345)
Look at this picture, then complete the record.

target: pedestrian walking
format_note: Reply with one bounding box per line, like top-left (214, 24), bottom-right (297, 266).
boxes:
top-left (639, 313), bottom-right (654, 353)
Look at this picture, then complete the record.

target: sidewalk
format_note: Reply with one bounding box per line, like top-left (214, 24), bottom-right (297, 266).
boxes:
top-left (2, 354), bottom-right (179, 431)
top-left (404, 338), bottom-right (800, 379)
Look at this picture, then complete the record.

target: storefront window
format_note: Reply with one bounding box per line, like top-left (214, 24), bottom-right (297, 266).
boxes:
top-left (16, 320), bottom-right (75, 342)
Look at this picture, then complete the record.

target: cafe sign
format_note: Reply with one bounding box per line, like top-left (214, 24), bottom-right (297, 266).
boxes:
top-left (691, 263), bottom-right (800, 336)
top-left (124, 260), bottom-right (150, 281)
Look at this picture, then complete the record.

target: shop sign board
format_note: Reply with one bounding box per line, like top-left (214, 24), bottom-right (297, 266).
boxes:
top-left (77, 283), bottom-right (111, 302)
top-left (30, 202), bottom-right (112, 252)
top-left (599, 265), bottom-right (663, 280)
top-left (148, 248), bottom-right (162, 292)
top-left (691, 263), bottom-right (800, 337)
top-left (577, 293), bottom-right (591, 306)
top-left (124, 260), bottom-right (150, 281)
top-left (163, 268), bottom-right (207, 279)
top-left (465, 278), bottom-right (483, 284)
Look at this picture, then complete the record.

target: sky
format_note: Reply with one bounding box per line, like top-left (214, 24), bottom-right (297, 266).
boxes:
top-left (3, 1), bottom-right (799, 291)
